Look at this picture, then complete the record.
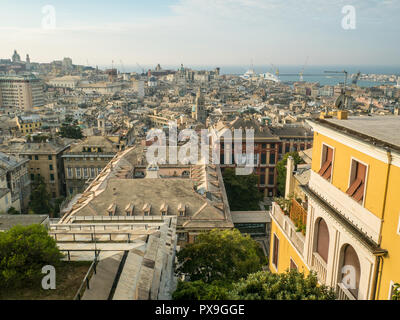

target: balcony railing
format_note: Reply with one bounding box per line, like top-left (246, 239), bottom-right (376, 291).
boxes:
top-left (271, 202), bottom-right (305, 255)
top-left (336, 283), bottom-right (357, 300)
top-left (311, 252), bottom-right (328, 285)
top-left (289, 199), bottom-right (307, 236)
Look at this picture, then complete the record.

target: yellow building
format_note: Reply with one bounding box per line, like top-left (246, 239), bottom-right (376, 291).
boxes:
top-left (269, 113), bottom-right (400, 300)
top-left (16, 115), bottom-right (42, 134)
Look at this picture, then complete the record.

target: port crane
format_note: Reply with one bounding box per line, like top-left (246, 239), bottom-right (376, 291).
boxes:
top-left (324, 70), bottom-right (349, 89)
top-left (352, 71), bottom-right (361, 85)
top-left (324, 70), bottom-right (353, 110)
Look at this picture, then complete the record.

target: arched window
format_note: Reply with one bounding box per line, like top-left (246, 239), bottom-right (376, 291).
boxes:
top-left (182, 171), bottom-right (190, 177)
top-left (341, 244), bottom-right (361, 298)
top-left (316, 218), bottom-right (330, 263)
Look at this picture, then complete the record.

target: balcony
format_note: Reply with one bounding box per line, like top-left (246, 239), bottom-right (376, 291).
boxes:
top-left (271, 202), bottom-right (305, 255)
top-left (336, 283), bottom-right (357, 300)
top-left (308, 170), bottom-right (381, 243)
top-left (311, 252), bottom-right (327, 284)
top-left (289, 199), bottom-right (307, 236)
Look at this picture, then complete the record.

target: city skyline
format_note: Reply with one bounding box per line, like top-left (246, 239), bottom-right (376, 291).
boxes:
top-left (1, 0), bottom-right (399, 67)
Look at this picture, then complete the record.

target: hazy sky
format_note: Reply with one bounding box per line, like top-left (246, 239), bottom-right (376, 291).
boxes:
top-left (0, 0), bottom-right (399, 67)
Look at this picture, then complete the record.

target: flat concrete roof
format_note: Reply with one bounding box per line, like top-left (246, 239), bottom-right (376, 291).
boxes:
top-left (0, 215), bottom-right (48, 231)
top-left (231, 211), bottom-right (270, 224)
top-left (321, 116), bottom-right (400, 149)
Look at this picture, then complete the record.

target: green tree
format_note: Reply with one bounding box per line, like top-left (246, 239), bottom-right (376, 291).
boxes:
top-left (172, 280), bottom-right (230, 300)
top-left (276, 152), bottom-right (304, 196)
top-left (29, 176), bottom-right (53, 215)
top-left (0, 224), bottom-right (63, 289)
top-left (222, 168), bottom-right (263, 211)
top-left (176, 229), bottom-right (266, 284)
top-left (7, 207), bottom-right (20, 215)
top-left (228, 270), bottom-right (336, 300)
top-left (59, 115), bottom-right (82, 139)
top-left (392, 283), bottom-right (400, 300)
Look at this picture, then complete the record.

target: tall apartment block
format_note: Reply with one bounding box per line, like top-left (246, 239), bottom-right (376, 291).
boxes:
top-left (0, 75), bottom-right (45, 115)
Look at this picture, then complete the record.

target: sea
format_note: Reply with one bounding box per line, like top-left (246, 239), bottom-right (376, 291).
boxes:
top-left (113, 64), bottom-right (400, 88)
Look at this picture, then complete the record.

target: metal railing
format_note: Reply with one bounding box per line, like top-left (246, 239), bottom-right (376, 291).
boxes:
top-left (70, 215), bottom-right (168, 223)
top-left (337, 282), bottom-right (357, 300)
top-left (271, 202), bottom-right (305, 256)
top-left (50, 230), bottom-right (154, 243)
top-left (311, 252), bottom-right (328, 284)
top-left (50, 224), bottom-right (150, 231)
top-left (73, 251), bottom-right (100, 300)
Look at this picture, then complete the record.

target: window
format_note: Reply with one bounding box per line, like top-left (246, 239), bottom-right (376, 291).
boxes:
top-left (28, 155), bottom-right (32, 160)
top-left (318, 145), bottom-right (333, 180)
top-left (91, 168), bottom-right (96, 178)
top-left (272, 234), bottom-right (279, 270)
top-left (290, 258), bottom-right (298, 271)
top-left (268, 173), bottom-right (275, 185)
top-left (316, 218), bottom-right (330, 263)
top-left (48, 155), bottom-right (52, 160)
top-left (178, 233), bottom-right (188, 242)
top-left (34, 155), bottom-right (39, 160)
top-left (346, 160), bottom-right (367, 203)
top-left (76, 168), bottom-right (81, 179)
top-left (285, 144), bottom-right (290, 153)
top-left (260, 175), bottom-right (265, 185)
top-left (67, 167), bottom-right (73, 178)
top-left (49, 164), bottom-right (53, 171)
top-left (270, 153), bottom-right (276, 165)
top-left (30, 174), bottom-right (35, 181)
top-left (83, 168), bottom-right (89, 178)
top-left (50, 174), bottom-right (55, 181)
top-left (261, 153), bottom-right (267, 165)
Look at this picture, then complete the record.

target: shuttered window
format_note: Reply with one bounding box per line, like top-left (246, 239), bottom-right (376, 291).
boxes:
top-left (346, 161), bottom-right (367, 203)
top-left (272, 234), bottom-right (279, 269)
top-left (318, 146), bottom-right (333, 180)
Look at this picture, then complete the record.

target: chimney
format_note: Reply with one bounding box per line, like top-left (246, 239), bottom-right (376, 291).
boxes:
top-left (285, 156), bottom-right (295, 199)
top-left (337, 110), bottom-right (348, 120)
